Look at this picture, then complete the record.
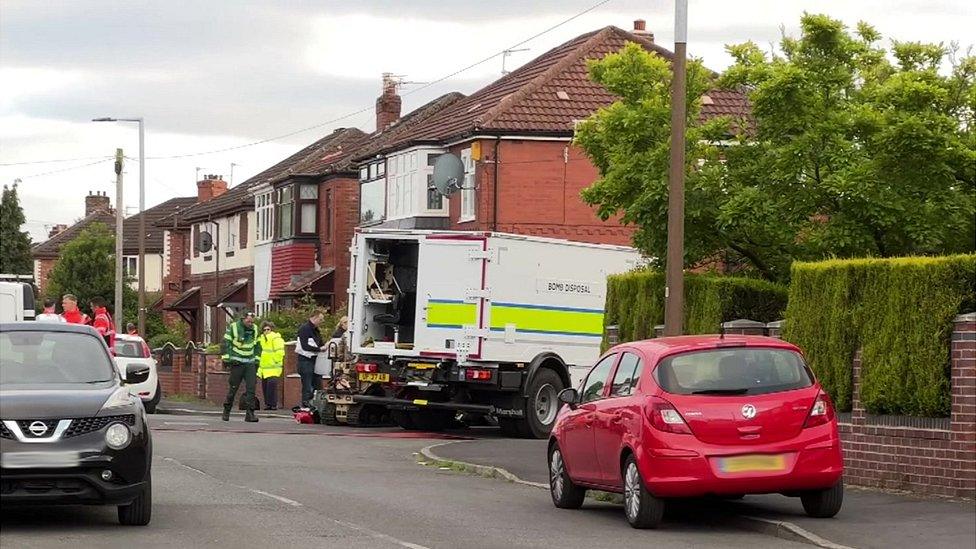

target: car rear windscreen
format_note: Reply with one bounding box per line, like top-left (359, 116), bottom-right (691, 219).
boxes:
top-left (655, 347), bottom-right (813, 396)
top-left (0, 331), bottom-right (115, 385)
top-left (115, 341), bottom-right (144, 358)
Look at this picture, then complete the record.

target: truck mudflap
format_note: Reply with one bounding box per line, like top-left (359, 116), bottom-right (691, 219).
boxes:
top-left (351, 395), bottom-right (524, 418)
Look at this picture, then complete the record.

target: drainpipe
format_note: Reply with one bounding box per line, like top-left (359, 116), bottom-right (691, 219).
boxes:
top-left (492, 137), bottom-right (501, 232)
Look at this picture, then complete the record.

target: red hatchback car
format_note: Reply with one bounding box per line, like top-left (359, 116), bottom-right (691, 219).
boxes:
top-left (548, 335), bottom-right (843, 528)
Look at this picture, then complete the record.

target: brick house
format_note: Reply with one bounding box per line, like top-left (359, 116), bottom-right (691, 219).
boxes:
top-left (31, 190), bottom-right (196, 298)
top-left (354, 23), bottom-right (749, 245)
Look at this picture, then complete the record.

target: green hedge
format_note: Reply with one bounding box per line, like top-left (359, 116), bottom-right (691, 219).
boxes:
top-left (602, 271), bottom-right (789, 350)
top-left (784, 255), bottom-right (976, 416)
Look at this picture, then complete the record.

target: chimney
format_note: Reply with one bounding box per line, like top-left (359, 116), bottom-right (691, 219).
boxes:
top-left (375, 72), bottom-right (402, 132)
top-left (85, 190), bottom-right (111, 216)
top-left (196, 174), bottom-right (228, 203)
top-left (632, 19), bottom-right (654, 42)
top-left (48, 224), bottom-right (68, 238)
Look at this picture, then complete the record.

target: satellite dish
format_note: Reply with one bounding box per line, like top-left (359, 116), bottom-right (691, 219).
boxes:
top-left (432, 154), bottom-right (465, 196)
top-left (198, 231), bottom-right (214, 253)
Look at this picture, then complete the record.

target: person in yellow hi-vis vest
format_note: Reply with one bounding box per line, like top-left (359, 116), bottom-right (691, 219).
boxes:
top-left (257, 321), bottom-right (285, 411)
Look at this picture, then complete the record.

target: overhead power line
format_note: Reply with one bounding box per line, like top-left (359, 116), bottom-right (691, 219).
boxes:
top-left (0, 155), bottom-right (114, 167)
top-left (14, 158), bottom-right (113, 180)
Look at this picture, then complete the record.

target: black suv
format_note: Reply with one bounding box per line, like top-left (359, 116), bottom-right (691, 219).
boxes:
top-left (0, 322), bottom-right (153, 525)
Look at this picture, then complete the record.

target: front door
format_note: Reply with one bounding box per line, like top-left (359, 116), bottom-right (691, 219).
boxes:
top-left (414, 235), bottom-right (486, 358)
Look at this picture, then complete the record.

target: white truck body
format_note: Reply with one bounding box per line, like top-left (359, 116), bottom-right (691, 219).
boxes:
top-left (348, 229), bottom-right (640, 385)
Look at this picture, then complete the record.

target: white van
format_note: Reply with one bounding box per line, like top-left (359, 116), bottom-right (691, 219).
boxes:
top-left (0, 281), bottom-right (36, 323)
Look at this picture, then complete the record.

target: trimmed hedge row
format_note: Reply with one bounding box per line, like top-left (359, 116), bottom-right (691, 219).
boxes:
top-left (784, 255), bottom-right (976, 416)
top-left (602, 271), bottom-right (788, 350)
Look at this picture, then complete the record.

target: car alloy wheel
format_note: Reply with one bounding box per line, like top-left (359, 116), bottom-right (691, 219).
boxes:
top-left (550, 449), bottom-right (565, 500)
top-left (624, 461), bottom-right (641, 521)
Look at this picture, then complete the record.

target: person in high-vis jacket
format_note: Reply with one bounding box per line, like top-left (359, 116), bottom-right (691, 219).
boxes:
top-left (221, 312), bottom-right (262, 423)
top-left (256, 321), bottom-right (285, 411)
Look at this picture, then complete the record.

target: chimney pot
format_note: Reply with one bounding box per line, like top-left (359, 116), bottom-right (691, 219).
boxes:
top-left (196, 176), bottom-right (228, 203)
top-left (85, 190), bottom-right (111, 216)
top-left (375, 73), bottom-right (402, 132)
top-left (632, 19), bottom-right (654, 42)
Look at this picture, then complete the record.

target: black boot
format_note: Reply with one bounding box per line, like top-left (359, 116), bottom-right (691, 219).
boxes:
top-left (221, 405), bottom-right (231, 422)
top-left (244, 408), bottom-right (259, 423)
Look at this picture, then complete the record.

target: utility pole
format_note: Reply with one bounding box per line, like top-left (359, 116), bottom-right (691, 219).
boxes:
top-left (114, 149), bottom-right (125, 333)
top-left (664, 0), bottom-right (688, 337)
top-left (137, 119), bottom-right (146, 336)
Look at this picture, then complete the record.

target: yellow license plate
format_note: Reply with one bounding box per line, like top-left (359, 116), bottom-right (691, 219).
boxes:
top-left (408, 362), bottom-right (436, 370)
top-left (358, 372), bottom-right (390, 383)
top-left (718, 454), bottom-right (786, 473)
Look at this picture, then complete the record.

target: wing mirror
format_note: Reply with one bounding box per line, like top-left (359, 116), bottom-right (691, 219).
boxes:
top-left (558, 387), bottom-right (580, 409)
top-left (124, 363), bottom-right (151, 385)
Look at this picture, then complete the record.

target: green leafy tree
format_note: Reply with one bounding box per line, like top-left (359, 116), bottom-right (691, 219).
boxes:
top-left (45, 222), bottom-right (136, 321)
top-left (0, 182), bottom-right (34, 274)
top-left (578, 15), bottom-right (976, 281)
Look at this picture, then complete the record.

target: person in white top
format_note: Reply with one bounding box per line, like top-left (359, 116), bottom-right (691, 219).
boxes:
top-left (36, 299), bottom-right (66, 322)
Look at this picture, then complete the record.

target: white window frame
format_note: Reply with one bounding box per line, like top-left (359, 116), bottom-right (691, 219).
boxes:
top-left (459, 148), bottom-right (476, 223)
top-left (255, 190), bottom-right (275, 244)
top-left (225, 215), bottom-right (238, 250)
top-left (123, 256), bottom-right (138, 278)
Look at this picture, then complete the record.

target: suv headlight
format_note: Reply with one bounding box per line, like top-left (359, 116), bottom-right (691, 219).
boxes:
top-left (101, 386), bottom-right (135, 411)
top-left (105, 423), bottom-right (132, 450)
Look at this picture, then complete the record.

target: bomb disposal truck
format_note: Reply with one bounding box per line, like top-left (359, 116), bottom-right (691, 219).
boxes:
top-left (333, 229), bottom-right (640, 438)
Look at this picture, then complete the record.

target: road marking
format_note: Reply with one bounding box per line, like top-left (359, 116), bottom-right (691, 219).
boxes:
top-left (332, 519), bottom-right (431, 549)
top-left (162, 455), bottom-right (428, 548)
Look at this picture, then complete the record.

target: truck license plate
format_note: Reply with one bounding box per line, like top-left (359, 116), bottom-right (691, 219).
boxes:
top-left (358, 372), bottom-right (390, 383)
top-left (717, 454), bottom-right (786, 474)
top-left (1, 451), bottom-right (80, 469)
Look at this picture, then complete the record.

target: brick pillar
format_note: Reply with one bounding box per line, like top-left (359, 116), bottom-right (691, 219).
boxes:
top-left (850, 349), bottom-right (866, 426)
top-left (721, 319), bottom-right (766, 336)
top-left (950, 313), bottom-right (976, 495)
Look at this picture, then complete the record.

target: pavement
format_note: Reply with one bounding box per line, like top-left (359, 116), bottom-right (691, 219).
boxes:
top-left (2, 412), bottom-right (809, 549)
top-left (157, 397), bottom-right (294, 419)
top-left (429, 437), bottom-right (976, 549)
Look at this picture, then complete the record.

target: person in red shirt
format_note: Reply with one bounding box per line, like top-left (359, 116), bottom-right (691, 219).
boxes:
top-left (89, 296), bottom-right (116, 349)
top-left (60, 294), bottom-right (89, 325)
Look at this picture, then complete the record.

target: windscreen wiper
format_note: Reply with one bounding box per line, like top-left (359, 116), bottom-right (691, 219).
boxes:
top-left (691, 388), bottom-right (749, 395)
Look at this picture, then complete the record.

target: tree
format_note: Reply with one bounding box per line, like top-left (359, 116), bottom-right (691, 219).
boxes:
top-left (577, 14), bottom-right (976, 281)
top-left (45, 222), bottom-right (136, 320)
top-left (0, 182), bottom-right (33, 274)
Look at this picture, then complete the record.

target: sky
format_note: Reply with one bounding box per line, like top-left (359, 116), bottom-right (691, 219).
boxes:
top-left (2, 0), bottom-right (974, 241)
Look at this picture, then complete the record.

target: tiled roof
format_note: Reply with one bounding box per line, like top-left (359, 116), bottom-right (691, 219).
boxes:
top-left (270, 128), bottom-right (369, 182)
top-left (378, 26), bottom-right (750, 149)
top-left (33, 196), bottom-right (198, 258)
top-left (279, 267), bottom-right (335, 294)
top-left (32, 210), bottom-right (115, 258)
top-left (121, 196), bottom-right (197, 254)
top-left (352, 92), bottom-right (466, 160)
top-left (176, 128), bottom-right (371, 224)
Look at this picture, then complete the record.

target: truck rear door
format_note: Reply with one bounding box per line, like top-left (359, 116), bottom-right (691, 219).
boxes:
top-left (414, 235), bottom-right (487, 359)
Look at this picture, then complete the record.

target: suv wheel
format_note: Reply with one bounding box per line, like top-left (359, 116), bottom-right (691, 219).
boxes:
top-left (144, 382), bottom-right (161, 414)
top-left (118, 477), bottom-right (152, 526)
top-left (622, 456), bottom-right (664, 529)
top-left (548, 443), bottom-right (585, 509)
top-left (801, 480), bottom-right (844, 518)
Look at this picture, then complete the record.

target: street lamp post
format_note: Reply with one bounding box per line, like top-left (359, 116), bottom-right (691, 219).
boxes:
top-left (93, 117), bottom-right (146, 335)
top-left (664, 0), bottom-right (688, 336)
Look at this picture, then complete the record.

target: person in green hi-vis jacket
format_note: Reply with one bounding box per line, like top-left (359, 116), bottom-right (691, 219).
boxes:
top-left (221, 311), bottom-right (262, 423)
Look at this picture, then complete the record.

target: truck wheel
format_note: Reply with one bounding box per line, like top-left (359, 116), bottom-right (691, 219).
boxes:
top-left (517, 368), bottom-right (564, 439)
top-left (391, 409), bottom-right (417, 430)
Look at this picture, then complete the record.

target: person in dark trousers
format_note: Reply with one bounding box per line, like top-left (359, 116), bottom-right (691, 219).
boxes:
top-left (257, 321), bottom-right (285, 410)
top-left (221, 312), bottom-right (263, 423)
top-left (295, 310), bottom-right (326, 407)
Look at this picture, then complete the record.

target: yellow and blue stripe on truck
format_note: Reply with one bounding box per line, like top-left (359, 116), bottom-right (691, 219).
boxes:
top-left (426, 299), bottom-right (603, 338)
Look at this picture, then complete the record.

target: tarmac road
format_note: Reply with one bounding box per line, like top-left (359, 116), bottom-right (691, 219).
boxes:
top-left (0, 412), bottom-right (808, 549)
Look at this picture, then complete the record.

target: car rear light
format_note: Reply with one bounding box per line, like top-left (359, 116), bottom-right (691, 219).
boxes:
top-left (804, 392), bottom-right (835, 428)
top-left (355, 363), bottom-right (378, 373)
top-left (464, 368), bottom-right (492, 381)
top-left (646, 396), bottom-right (692, 435)
top-left (141, 341), bottom-right (151, 358)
